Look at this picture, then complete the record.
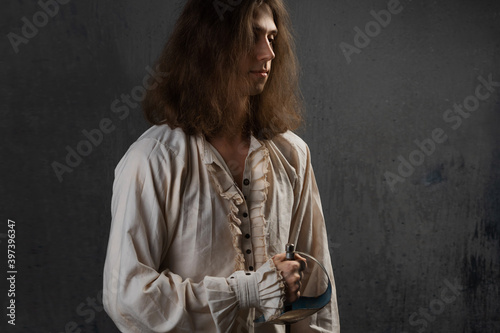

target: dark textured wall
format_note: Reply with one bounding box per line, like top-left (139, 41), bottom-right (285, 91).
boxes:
top-left (2, 0), bottom-right (499, 332)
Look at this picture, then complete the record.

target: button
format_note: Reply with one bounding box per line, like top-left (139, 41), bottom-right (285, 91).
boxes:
top-left (249, 266), bottom-right (254, 271)
top-left (245, 234), bottom-right (250, 239)
top-left (246, 249), bottom-right (252, 254)
top-left (243, 212), bottom-right (248, 218)
top-left (246, 272), bottom-right (251, 276)
top-left (243, 179), bottom-right (250, 186)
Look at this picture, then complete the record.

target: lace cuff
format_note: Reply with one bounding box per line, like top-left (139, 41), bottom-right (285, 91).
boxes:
top-left (203, 258), bottom-right (285, 332)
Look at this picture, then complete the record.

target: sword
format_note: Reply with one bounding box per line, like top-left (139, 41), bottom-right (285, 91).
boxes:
top-left (285, 243), bottom-right (295, 333)
top-left (254, 243), bottom-right (332, 329)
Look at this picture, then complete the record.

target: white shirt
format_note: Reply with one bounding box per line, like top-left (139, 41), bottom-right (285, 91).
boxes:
top-left (103, 124), bottom-right (340, 332)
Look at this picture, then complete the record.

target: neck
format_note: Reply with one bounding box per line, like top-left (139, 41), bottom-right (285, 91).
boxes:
top-left (208, 130), bottom-right (250, 149)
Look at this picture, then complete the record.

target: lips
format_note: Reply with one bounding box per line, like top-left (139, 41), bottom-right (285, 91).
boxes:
top-left (251, 69), bottom-right (269, 73)
top-left (250, 69), bottom-right (269, 77)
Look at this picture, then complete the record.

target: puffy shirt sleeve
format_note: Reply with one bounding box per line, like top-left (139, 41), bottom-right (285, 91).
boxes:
top-left (102, 138), bottom-right (285, 333)
top-left (287, 139), bottom-right (341, 333)
top-left (204, 258), bottom-right (285, 332)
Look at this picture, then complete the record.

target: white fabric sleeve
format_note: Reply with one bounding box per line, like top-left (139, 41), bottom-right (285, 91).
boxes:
top-left (288, 144), bottom-right (341, 333)
top-left (204, 258), bottom-right (285, 332)
top-left (103, 139), bottom-right (284, 333)
top-left (103, 140), bottom-right (210, 332)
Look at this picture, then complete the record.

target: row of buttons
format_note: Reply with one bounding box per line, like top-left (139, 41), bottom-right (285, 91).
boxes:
top-left (242, 178), bottom-right (252, 271)
top-left (230, 272), bottom-right (253, 278)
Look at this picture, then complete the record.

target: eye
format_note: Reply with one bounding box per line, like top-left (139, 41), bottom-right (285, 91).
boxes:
top-left (268, 36), bottom-right (275, 46)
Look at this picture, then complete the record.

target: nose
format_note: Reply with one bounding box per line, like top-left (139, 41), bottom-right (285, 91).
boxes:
top-left (255, 37), bottom-right (275, 62)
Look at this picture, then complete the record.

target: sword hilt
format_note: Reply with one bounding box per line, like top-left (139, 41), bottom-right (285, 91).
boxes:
top-left (286, 243), bottom-right (295, 261)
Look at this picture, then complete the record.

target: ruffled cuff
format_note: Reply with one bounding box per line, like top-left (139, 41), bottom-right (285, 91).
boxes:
top-left (203, 259), bottom-right (285, 332)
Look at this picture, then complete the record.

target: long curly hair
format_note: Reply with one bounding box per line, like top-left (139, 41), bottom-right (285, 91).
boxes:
top-left (142, 0), bottom-right (303, 140)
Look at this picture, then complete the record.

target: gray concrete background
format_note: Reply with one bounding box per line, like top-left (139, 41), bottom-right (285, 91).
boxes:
top-left (1, 0), bottom-right (499, 332)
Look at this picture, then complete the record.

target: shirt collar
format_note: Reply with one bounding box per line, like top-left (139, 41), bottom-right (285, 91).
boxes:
top-left (199, 133), bottom-right (263, 166)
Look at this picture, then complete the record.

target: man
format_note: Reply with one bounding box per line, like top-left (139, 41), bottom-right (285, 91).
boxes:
top-left (103, 0), bottom-right (340, 332)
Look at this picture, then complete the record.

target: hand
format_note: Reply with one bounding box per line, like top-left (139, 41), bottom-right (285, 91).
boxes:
top-left (272, 252), bottom-right (307, 303)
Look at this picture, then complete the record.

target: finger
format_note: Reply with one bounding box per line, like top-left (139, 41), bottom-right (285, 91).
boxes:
top-left (286, 272), bottom-right (301, 288)
top-left (278, 259), bottom-right (301, 273)
top-left (272, 252), bottom-right (287, 262)
top-left (272, 253), bottom-right (286, 269)
top-left (287, 278), bottom-right (300, 293)
top-left (286, 283), bottom-right (301, 303)
top-left (299, 260), bottom-right (306, 272)
top-left (294, 253), bottom-right (307, 271)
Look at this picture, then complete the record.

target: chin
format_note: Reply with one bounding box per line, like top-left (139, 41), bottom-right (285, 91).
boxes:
top-left (249, 85), bottom-right (266, 96)
top-left (249, 90), bottom-right (264, 96)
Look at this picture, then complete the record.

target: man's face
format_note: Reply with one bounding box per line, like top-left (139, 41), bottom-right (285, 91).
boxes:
top-left (239, 4), bottom-right (277, 96)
